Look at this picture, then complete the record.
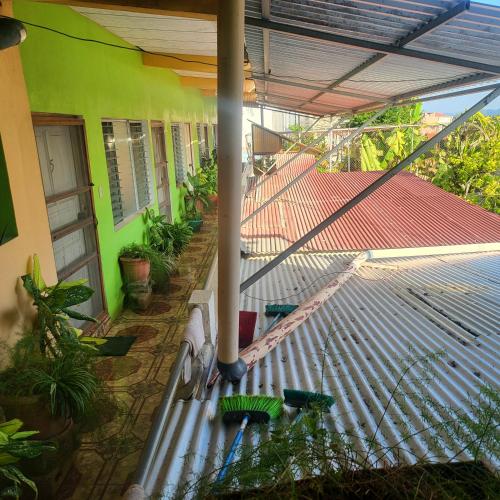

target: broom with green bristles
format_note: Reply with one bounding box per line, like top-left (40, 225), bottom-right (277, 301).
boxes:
top-left (284, 389), bottom-right (335, 425)
top-left (215, 395), bottom-right (283, 483)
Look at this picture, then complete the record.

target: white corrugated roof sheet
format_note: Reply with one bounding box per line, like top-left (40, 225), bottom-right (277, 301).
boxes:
top-left (143, 249), bottom-right (500, 497)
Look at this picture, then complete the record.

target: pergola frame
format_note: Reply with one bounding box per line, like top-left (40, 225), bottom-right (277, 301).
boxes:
top-left (240, 85), bottom-right (500, 293)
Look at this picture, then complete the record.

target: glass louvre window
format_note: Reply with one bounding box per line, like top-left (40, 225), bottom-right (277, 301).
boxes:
top-left (172, 123), bottom-right (189, 184)
top-left (129, 122), bottom-right (152, 209)
top-left (102, 120), bottom-right (152, 225)
top-left (197, 123), bottom-right (210, 162)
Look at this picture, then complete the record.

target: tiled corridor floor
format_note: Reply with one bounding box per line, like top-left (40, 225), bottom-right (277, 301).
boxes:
top-left (59, 211), bottom-right (217, 499)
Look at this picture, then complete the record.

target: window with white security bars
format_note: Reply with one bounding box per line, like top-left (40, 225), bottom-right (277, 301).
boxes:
top-left (102, 120), bottom-right (152, 226)
top-left (171, 123), bottom-right (194, 184)
top-left (196, 123), bottom-right (210, 163)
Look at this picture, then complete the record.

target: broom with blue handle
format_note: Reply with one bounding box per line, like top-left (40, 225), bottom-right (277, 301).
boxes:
top-left (215, 395), bottom-right (283, 483)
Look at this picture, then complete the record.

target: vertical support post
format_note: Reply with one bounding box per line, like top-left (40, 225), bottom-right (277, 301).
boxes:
top-left (347, 140), bottom-right (351, 172)
top-left (217, 0), bottom-right (247, 382)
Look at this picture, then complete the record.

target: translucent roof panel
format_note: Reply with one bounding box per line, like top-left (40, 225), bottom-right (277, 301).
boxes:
top-left (245, 0), bottom-right (500, 115)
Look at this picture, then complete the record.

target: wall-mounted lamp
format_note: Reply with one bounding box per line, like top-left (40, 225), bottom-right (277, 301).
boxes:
top-left (0, 17), bottom-right (27, 50)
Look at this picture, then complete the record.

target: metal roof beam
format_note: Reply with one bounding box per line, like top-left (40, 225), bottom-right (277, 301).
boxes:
top-left (240, 85), bottom-right (500, 292)
top-left (261, 0), bottom-right (271, 97)
top-left (244, 16), bottom-right (500, 75)
top-left (299, 1), bottom-right (471, 107)
top-left (252, 74), bottom-right (390, 102)
top-left (241, 104), bottom-right (390, 226)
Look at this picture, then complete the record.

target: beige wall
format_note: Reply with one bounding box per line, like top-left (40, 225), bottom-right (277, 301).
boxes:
top-left (0, 0), bottom-right (57, 350)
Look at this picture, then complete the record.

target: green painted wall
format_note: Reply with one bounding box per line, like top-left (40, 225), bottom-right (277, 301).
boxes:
top-left (15, 0), bottom-right (216, 318)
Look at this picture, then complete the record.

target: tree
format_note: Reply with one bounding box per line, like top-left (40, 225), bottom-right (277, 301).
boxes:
top-left (415, 113), bottom-right (500, 214)
top-left (347, 103), bottom-right (422, 128)
top-left (354, 103), bottom-right (424, 171)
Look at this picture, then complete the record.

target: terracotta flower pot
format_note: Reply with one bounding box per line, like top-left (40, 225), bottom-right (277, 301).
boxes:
top-left (0, 393), bottom-right (68, 440)
top-left (195, 199), bottom-right (205, 214)
top-left (208, 193), bottom-right (218, 207)
top-left (119, 257), bottom-right (150, 283)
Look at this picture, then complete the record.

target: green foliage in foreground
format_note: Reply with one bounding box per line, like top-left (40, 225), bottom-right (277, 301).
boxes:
top-left (0, 336), bottom-right (100, 419)
top-left (0, 419), bottom-right (56, 499)
top-left (176, 352), bottom-right (500, 500)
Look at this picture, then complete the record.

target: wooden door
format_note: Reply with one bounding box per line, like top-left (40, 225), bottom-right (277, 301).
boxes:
top-left (34, 118), bottom-right (106, 327)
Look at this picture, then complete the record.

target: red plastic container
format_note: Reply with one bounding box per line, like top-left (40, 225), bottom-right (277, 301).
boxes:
top-left (239, 310), bottom-right (257, 349)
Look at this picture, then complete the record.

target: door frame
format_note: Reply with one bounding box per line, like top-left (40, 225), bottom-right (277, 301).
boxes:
top-left (151, 120), bottom-right (172, 220)
top-left (32, 113), bottom-right (109, 332)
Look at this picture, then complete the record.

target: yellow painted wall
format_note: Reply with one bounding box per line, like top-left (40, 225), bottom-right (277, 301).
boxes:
top-left (0, 0), bottom-right (57, 350)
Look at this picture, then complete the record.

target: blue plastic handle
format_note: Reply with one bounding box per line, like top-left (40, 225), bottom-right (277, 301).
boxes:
top-left (291, 408), bottom-right (304, 426)
top-left (215, 414), bottom-right (250, 482)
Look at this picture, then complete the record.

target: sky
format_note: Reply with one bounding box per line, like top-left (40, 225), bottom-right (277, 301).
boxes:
top-left (423, 89), bottom-right (499, 115)
top-left (418, 0), bottom-right (500, 114)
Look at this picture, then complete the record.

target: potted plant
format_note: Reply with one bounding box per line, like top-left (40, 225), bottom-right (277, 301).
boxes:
top-left (20, 255), bottom-right (96, 356)
top-left (119, 243), bottom-right (175, 299)
top-left (200, 151), bottom-right (218, 207)
top-left (163, 221), bottom-right (193, 256)
top-left (0, 418), bottom-right (56, 499)
top-left (185, 206), bottom-right (203, 233)
top-left (186, 172), bottom-right (211, 212)
top-left (0, 257), bottom-right (110, 497)
top-left (119, 243), bottom-right (153, 283)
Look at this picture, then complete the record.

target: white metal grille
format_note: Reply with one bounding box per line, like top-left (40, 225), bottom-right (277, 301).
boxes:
top-left (171, 123), bottom-right (187, 184)
top-left (102, 120), bottom-right (153, 225)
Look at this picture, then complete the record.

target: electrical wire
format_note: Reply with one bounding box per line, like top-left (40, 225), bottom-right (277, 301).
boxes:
top-left (0, 14), bottom-right (219, 67)
top-left (242, 267), bottom-right (404, 302)
top-left (1, 15), bottom-right (477, 85)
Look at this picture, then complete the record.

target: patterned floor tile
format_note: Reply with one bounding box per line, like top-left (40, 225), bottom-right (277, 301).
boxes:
top-left (64, 210), bottom-right (217, 499)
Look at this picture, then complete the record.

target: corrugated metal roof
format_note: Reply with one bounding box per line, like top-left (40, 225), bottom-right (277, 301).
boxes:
top-left (241, 154), bottom-right (500, 255)
top-left (74, 7), bottom-right (217, 56)
top-left (144, 250), bottom-right (500, 497)
top-left (246, 0), bottom-right (500, 114)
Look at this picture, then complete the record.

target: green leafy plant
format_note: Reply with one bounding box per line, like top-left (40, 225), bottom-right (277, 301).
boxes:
top-left (185, 172), bottom-right (211, 219)
top-left (0, 419), bottom-right (56, 499)
top-left (199, 150), bottom-right (218, 194)
top-left (354, 104), bottom-right (424, 172)
top-left (145, 209), bottom-right (174, 256)
top-left (119, 243), bottom-right (175, 281)
top-left (414, 113), bottom-right (499, 214)
top-left (0, 336), bottom-right (100, 419)
top-left (145, 209), bottom-right (192, 257)
top-left (21, 256), bottom-right (96, 356)
top-left (162, 221), bottom-right (193, 256)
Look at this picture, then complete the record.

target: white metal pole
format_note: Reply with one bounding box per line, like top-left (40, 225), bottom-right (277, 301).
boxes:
top-left (216, 0), bottom-right (247, 382)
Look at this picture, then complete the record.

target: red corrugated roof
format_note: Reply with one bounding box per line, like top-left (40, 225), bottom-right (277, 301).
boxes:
top-left (241, 154), bottom-right (500, 254)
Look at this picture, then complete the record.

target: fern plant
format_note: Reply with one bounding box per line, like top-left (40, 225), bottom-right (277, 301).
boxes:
top-left (0, 336), bottom-right (100, 419)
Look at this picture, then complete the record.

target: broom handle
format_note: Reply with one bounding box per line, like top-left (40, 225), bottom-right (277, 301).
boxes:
top-left (216, 414), bottom-right (250, 482)
top-left (265, 313), bottom-right (283, 333)
top-left (291, 408), bottom-right (304, 426)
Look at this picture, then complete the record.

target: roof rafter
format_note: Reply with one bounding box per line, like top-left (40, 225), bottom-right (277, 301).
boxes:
top-left (252, 74), bottom-right (390, 102)
top-left (298, 0), bottom-right (471, 108)
top-left (244, 15), bottom-right (500, 75)
top-left (35, 0), bottom-right (217, 19)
